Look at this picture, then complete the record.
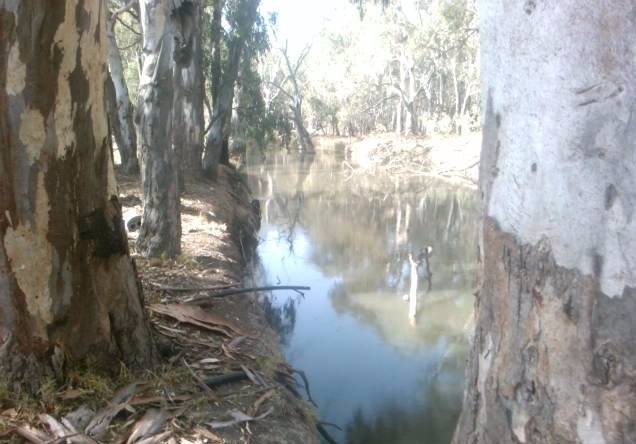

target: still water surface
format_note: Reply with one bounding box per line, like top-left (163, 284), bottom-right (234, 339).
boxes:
top-left (245, 149), bottom-right (479, 444)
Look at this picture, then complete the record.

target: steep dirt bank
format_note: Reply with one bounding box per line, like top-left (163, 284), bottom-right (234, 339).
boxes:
top-left (1, 167), bottom-right (319, 444)
top-left (119, 166), bottom-right (321, 443)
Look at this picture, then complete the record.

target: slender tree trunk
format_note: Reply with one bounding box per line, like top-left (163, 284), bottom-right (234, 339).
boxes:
top-left (454, 2), bottom-right (636, 443)
top-left (1, 0), bottom-right (154, 392)
top-left (451, 54), bottom-right (461, 134)
top-left (210, 0), bottom-right (226, 110)
top-left (106, 9), bottom-right (140, 174)
top-left (291, 104), bottom-right (314, 153)
top-left (202, 40), bottom-right (241, 179)
top-left (394, 98), bottom-right (402, 134)
top-left (172, 0), bottom-right (205, 182)
top-left (202, 0), bottom-right (259, 178)
top-left (137, 0), bottom-right (181, 257)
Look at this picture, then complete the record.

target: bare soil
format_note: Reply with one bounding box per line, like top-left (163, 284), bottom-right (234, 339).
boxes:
top-left (1, 166), bottom-right (319, 444)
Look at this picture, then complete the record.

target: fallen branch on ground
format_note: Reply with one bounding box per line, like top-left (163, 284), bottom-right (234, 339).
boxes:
top-left (186, 285), bottom-right (310, 304)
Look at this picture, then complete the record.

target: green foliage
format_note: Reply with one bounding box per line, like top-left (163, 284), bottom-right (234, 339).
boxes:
top-left (299, 0), bottom-right (480, 137)
top-left (110, 0), bottom-right (142, 101)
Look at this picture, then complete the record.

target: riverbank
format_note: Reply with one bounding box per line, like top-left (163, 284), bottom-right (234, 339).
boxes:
top-left (315, 132), bottom-right (481, 187)
top-left (3, 167), bottom-right (319, 444)
top-left (120, 167), bottom-right (321, 443)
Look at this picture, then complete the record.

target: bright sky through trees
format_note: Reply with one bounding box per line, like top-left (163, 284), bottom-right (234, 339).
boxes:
top-left (261, 0), bottom-right (357, 55)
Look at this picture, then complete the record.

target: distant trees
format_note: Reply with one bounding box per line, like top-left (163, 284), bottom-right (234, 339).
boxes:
top-left (265, 43), bottom-right (315, 153)
top-left (302, 0), bottom-right (479, 137)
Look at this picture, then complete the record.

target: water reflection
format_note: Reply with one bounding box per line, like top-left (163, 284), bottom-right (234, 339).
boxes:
top-left (247, 149), bottom-right (478, 443)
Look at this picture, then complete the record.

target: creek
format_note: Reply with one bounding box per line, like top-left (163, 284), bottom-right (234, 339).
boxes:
top-left (245, 147), bottom-right (479, 444)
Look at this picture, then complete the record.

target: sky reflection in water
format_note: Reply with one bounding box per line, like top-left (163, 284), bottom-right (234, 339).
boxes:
top-left (247, 150), bottom-right (479, 443)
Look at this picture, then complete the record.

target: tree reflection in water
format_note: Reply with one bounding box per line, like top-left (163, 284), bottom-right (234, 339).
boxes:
top-left (261, 293), bottom-right (299, 346)
top-left (346, 379), bottom-right (462, 444)
top-left (247, 148), bottom-right (479, 442)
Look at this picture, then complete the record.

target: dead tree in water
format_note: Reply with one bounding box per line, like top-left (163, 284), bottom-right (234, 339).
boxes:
top-left (407, 246), bottom-right (433, 325)
top-left (269, 42), bottom-right (315, 153)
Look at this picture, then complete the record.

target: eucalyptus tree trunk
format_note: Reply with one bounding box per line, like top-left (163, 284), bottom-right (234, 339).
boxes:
top-left (137, 0), bottom-right (181, 257)
top-left (1, 0), bottom-right (154, 391)
top-left (202, 0), bottom-right (260, 179)
top-left (210, 0), bottom-right (226, 112)
top-left (106, 7), bottom-right (140, 174)
top-left (454, 2), bottom-right (636, 443)
top-left (291, 103), bottom-right (314, 153)
top-left (203, 40), bottom-right (242, 179)
top-left (172, 0), bottom-right (204, 180)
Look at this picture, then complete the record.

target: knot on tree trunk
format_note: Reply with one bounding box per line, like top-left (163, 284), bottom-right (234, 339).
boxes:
top-left (78, 196), bottom-right (128, 258)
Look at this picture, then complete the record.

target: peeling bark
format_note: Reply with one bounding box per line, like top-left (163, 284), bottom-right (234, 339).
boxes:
top-left (455, 2), bottom-right (636, 442)
top-left (136, 0), bottom-right (181, 257)
top-left (0, 0), bottom-right (154, 392)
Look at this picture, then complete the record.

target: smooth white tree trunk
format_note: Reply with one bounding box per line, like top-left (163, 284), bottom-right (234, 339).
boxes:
top-left (454, 1), bottom-right (636, 443)
top-left (137, 0), bottom-right (181, 257)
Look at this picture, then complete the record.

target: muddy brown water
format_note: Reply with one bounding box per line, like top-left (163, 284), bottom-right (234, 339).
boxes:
top-left (245, 149), bottom-right (479, 444)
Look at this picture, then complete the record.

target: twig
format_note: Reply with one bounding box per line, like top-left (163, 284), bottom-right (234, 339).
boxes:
top-left (317, 423), bottom-right (340, 444)
top-left (183, 358), bottom-right (217, 398)
top-left (291, 369), bottom-right (317, 407)
top-left (154, 283), bottom-right (238, 292)
top-left (319, 421), bottom-right (343, 431)
top-left (188, 286), bottom-right (310, 304)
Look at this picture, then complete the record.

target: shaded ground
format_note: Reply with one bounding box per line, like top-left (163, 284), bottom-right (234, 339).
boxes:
top-left (1, 166), bottom-right (319, 444)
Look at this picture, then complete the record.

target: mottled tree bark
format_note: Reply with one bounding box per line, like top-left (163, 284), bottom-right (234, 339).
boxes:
top-left (136, 0), bottom-right (181, 257)
top-left (0, 0), bottom-right (154, 392)
top-left (172, 0), bottom-right (204, 180)
top-left (106, 6), bottom-right (140, 174)
top-left (454, 2), bottom-right (636, 443)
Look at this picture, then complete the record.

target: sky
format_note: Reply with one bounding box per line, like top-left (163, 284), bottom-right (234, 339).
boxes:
top-left (260, 0), bottom-right (357, 55)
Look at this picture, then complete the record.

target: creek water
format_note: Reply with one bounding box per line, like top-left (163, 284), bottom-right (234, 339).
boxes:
top-left (245, 148), bottom-right (479, 444)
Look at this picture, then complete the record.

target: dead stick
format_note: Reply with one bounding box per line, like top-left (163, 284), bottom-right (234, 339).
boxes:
top-left (203, 371), bottom-right (248, 389)
top-left (188, 286), bottom-right (310, 304)
top-left (154, 284), bottom-right (238, 292)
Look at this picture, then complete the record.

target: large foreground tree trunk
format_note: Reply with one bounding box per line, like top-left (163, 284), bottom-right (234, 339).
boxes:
top-left (1, 0), bottom-right (154, 392)
top-left (454, 2), bottom-right (636, 443)
top-left (172, 0), bottom-right (204, 180)
top-left (137, 0), bottom-right (181, 257)
top-left (106, 6), bottom-right (140, 174)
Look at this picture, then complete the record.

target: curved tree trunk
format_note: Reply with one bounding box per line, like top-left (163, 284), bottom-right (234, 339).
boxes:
top-left (106, 9), bottom-right (140, 174)
top-left (172, 0), bottom-right (204, 182)
top-left (454, 2), bottom-right (636, 443)
top-left (137, 0), bottom-right (181, 257)
top-left (1, 0), bottom-right (154, 392)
